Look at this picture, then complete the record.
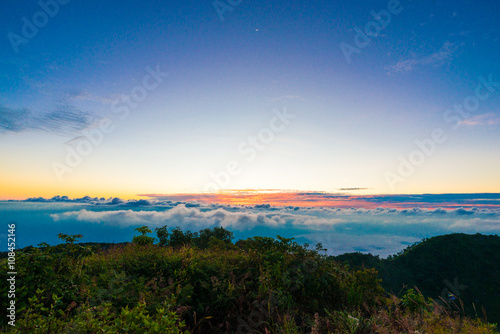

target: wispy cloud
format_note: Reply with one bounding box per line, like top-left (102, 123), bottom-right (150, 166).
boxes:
top-left (0, 103), bottom-right (94, 135)
top-left (386, 41), bottom-right (459, 73)
top-left (458, 113), bottom-right (500, 127)
top-left (0, 106), bottom-right (32, 132)
top-left (448, 218), bottom-right (500, 232)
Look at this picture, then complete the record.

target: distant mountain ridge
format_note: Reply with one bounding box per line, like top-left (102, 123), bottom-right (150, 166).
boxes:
top-left (332, 233), bottom-right (500, 325)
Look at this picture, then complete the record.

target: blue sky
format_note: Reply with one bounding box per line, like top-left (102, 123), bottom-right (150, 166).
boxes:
top-left (0, 0), bottom-right (499, 199)
top-left (1, 0), bottom-right (500, 253)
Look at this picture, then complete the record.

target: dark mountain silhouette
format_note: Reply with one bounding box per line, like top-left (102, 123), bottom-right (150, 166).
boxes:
top-left (333, 233), bottom-right (500, 325)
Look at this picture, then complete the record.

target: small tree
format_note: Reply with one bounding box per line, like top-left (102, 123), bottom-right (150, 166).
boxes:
top-left (57, 233), bottom-right (92, 258)
top-left (132, 226), bottom-right (155, 245)
top-left (155, 225), bottom-right (169, 246)
top-left (168, 227), bottom-right (195, 248)
top-left (58, 233), bottom-right (83, 244)
top-left (401, 288), bottom-right (432, 313)
top-left (195, 226), bottom-right (234, 249)
top-left (315, 242), bottom-right (327, 256)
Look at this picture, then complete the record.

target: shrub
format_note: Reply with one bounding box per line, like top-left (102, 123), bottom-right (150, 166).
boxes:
top-left (132, 226), bottom-right (156, 245)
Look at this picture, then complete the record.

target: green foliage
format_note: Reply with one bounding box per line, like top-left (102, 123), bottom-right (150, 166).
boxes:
top-left (132, 226), bottom-right (156, 245)
top-left (347, 268), bottom-right (385, 311)
top-left (194, 226), bottom-right (234, 249)
top-left (332, 233), bottom-right (500, 326)
top-left (168, 227), bottom-right (196, 248)
top-left (154, 225), bottom-right (235, 250)
top-left (135, 226), bottom-right (153, 235)
top-left (235, 235), bottom-right (306, 255)
top-left (155, 225), bottom-right (169, 246)
top-left (333, 252), bottom-right (382, 269)
top-left (400, 288), bottom-right (433, 313)
top-left (58, 233), bottom-right (83, 244)
top-left (0, 230), bottom-right (498, 333)
top-left (8, 291), bottom-right (188, 333)
top-left (324, 310), bottom-right (369, 334)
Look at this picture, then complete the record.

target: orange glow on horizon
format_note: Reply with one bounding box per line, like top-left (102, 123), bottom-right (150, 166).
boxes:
top-left (2, 185), bottom-right (499, 210)
top-left (139, 189), bottom-right (500, 209)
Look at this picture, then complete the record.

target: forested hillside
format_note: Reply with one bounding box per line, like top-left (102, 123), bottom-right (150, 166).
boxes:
top-left (1, 228), bottom-right (498, 333)
top-left (333, 233), bottom-right (500, 326)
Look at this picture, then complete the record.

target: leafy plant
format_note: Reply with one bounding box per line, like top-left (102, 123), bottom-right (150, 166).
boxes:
top-left (132, 226), bottom-right (156, 245)
top-left (1, 230), bottom-right (498, 333)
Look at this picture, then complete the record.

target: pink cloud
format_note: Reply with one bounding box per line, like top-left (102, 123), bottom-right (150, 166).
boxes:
top-left (458, 113), bottom-right (500, 127)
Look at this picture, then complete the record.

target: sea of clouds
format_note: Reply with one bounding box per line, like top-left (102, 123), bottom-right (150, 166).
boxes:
top-left (1, 194), bottom-right (499, 257)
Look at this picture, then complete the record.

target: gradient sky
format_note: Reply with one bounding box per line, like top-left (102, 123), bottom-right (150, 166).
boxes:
top-left (1, 0), bottom-right (499, 200)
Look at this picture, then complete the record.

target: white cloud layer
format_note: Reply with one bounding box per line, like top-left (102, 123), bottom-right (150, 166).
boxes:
top-left (51, 205), bottom-right (287, 231)
top-left (3, 197), bottom-right (498, 257)
top-left (50, 202), bottom-right (500, 241)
